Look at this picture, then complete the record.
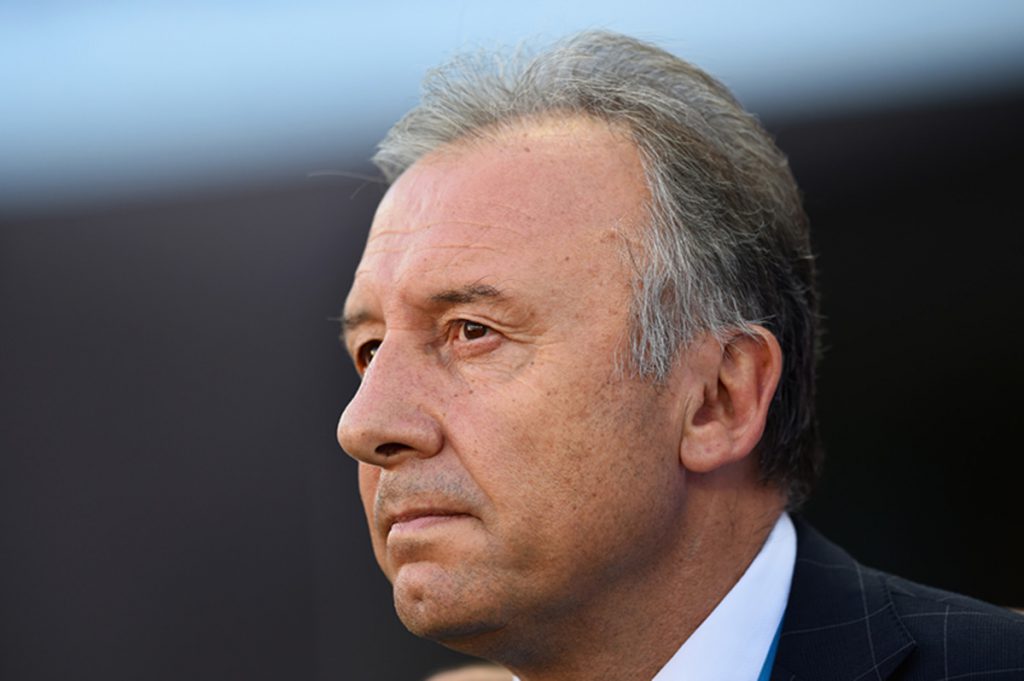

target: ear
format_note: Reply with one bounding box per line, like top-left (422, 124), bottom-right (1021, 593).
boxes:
top-left (678, 326), bottom-right (782, 474)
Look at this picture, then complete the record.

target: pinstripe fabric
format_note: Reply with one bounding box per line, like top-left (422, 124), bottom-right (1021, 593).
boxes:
top-left (771, 519), bottom-right (1024, 681)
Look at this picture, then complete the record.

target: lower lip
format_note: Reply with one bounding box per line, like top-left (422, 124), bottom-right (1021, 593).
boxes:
top-left (389, 514), bottom-right (471, 534)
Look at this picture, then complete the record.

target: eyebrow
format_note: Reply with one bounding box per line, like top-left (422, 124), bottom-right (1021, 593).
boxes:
top-left (428, 283), bottom-right (505, 305)
top-left (340, 310), bottom-right (375, 337)
top-left (340, 284), bottom-right (506, 339)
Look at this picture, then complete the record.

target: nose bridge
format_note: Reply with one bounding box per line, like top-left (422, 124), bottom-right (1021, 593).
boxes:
top-left (337, 332), bottom-right (443, 467)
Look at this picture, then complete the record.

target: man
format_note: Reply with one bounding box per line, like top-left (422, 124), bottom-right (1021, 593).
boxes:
top-left (336, 31), bottom-right (1024, 681)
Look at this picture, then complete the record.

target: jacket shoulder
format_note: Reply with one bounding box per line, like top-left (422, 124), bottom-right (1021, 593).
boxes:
top-left (777, 518), bottom-right (1024, 681)
top-left (880, 570), bottom-right (1024, 677)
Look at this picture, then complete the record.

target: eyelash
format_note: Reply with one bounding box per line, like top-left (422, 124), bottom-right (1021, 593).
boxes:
top-left (355, 319), bottom-right (494, 371)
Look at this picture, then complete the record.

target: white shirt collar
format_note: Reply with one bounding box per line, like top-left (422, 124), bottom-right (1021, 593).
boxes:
top-left (510, 513), bottom-right (796, 681)
top-left (651, 512), bottom-right (796, 681)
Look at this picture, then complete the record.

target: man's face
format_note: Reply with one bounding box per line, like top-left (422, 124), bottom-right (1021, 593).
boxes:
top-left (337, 117), bottom-right (691, 651)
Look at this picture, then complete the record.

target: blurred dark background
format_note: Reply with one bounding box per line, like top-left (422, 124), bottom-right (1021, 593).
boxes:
top-left (2, 4), bottom-right (1023, 680)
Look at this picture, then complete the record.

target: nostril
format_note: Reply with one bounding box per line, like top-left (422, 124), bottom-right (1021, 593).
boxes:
top-left (375, 442), bottom-right (408, 457)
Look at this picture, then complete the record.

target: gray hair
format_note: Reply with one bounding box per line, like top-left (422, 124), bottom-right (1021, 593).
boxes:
top-left (373, 31), bottom-right (821, 506)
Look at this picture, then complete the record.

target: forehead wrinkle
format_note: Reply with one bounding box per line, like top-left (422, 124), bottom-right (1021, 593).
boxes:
top-left (352, 240), bottom-right (503, 297)
top-left (485, 202), bottom-right (539, 224)
top-left (415, 243), bottom-right (501, 253)
top-left (358, 243), bottom-right (502, 285)
top-left (368, 219), bottom-right (532, 244)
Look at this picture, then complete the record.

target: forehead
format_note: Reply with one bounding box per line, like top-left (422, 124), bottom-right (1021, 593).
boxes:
top-left (350, 117), bottom-right (648, 307)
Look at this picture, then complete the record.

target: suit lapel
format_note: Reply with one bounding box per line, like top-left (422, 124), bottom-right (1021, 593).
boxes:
top-left (770, 519), bottom-right (916, 681)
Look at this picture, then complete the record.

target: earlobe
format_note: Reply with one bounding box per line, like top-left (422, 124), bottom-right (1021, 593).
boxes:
top-left (678, 326), bottom-right (783, 474)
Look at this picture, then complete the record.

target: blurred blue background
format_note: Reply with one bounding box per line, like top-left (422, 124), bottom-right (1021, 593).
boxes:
top-left (3, 0), bottom-right (1023, 213)
top-left (2, 3), bottom-right (1023, 680)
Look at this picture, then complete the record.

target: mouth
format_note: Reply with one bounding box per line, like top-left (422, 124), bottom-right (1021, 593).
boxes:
top-left (387, 509), bottom-right (473, 536)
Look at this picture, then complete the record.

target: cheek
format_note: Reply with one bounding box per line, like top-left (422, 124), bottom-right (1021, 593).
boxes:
top-left (462, 366), bottom-right (678, 517)
top-left (448, 372), bottom-right (624, 524)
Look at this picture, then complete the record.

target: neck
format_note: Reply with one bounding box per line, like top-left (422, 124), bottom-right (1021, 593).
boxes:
top-left (501, 473), bottom-right (785, 681)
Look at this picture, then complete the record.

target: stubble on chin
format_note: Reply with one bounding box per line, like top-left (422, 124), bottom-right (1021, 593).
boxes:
top-left (392, 559), bottom-right (513, 645)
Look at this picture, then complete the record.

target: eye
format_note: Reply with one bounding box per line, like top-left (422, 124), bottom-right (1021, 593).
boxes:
top-left (457, 320), bottom-right (491, 341)
top-left (356, 340), bottom-right (381, 369)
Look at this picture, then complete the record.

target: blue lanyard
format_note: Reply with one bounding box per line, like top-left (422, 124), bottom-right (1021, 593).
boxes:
top-left (756, 620), bottom-right (783, 681)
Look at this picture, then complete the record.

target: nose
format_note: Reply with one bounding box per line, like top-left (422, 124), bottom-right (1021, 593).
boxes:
top-left (337, 338), bottom-right (444, 468)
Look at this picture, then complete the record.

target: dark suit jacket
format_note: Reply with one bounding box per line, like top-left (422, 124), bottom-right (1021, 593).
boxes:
top-left (772, 519), bottom-right (1024, 680)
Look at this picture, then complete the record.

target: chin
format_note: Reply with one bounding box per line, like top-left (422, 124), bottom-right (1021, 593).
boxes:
top-left (392, 561), bottom-right (510, 649)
